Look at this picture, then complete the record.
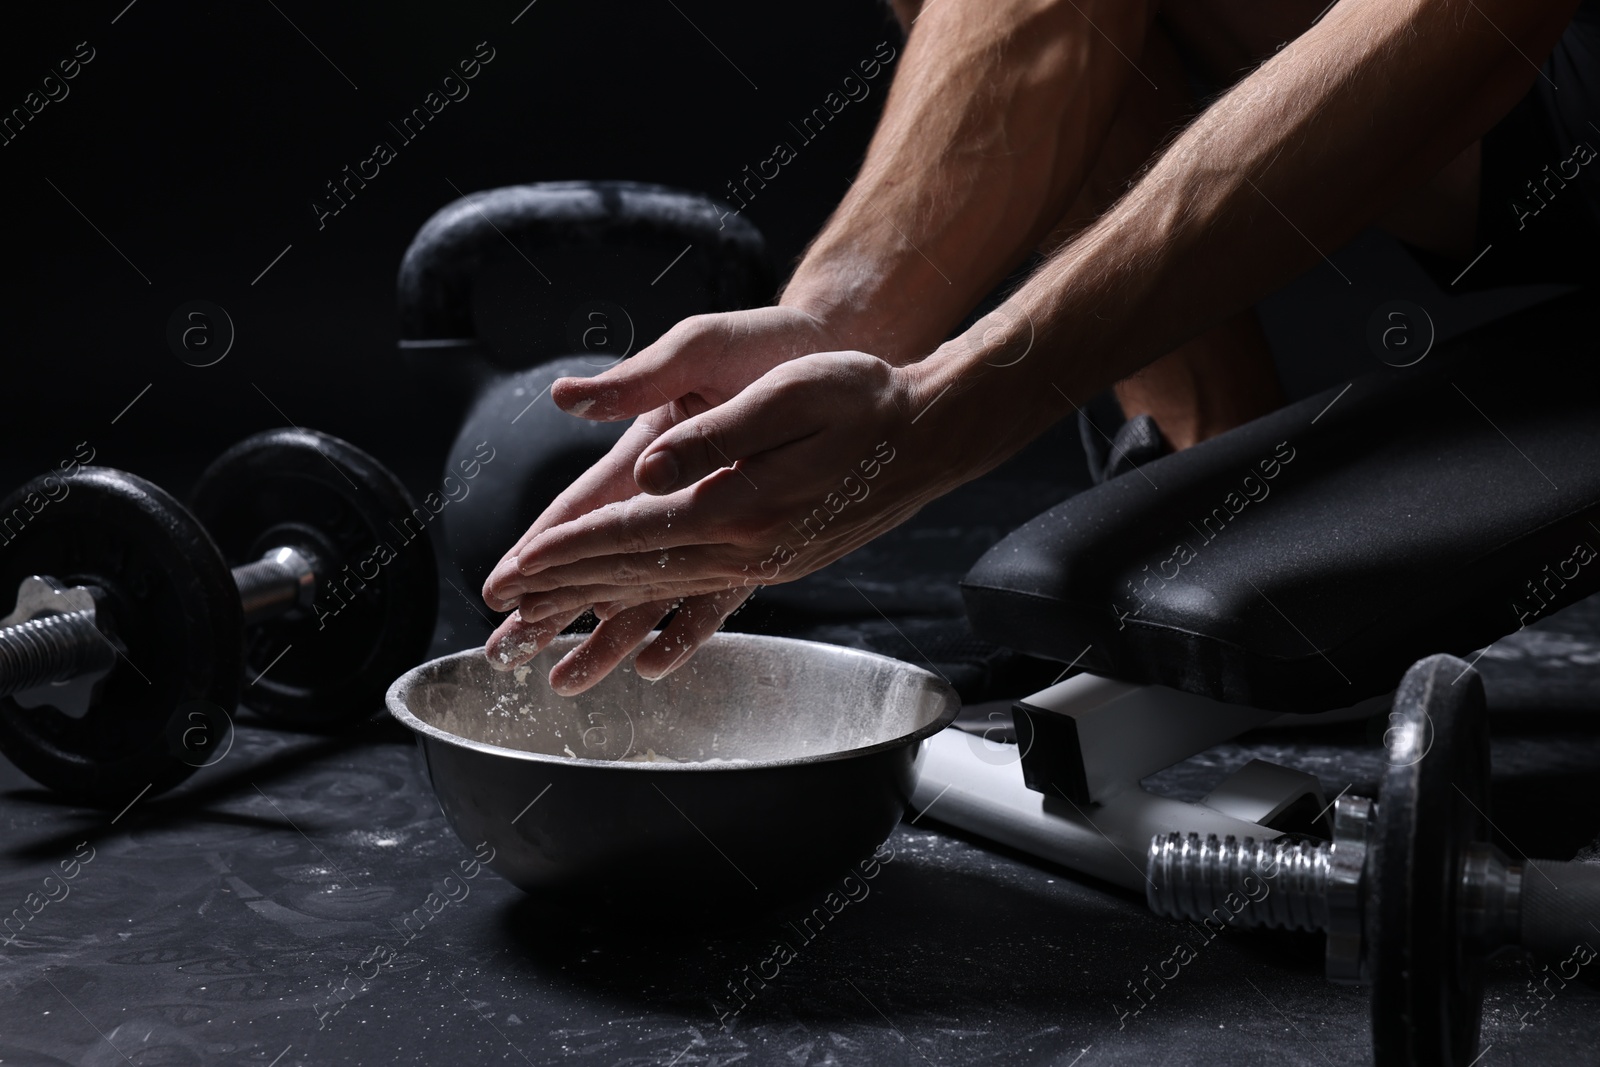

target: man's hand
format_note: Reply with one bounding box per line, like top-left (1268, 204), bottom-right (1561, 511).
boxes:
top-left (483, 304), bottom-right (846, 604)
top-left (484, 351), bottom-right (956, 687)
top-left (480, 305), bottom-right (852, 693)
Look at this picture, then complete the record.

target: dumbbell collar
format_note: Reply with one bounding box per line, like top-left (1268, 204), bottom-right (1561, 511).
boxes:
top-left (1325, 794), bottom-right (1374, 984)
top-left (1321, 792), bottom-right (1519, 984)
top-left (1459, 842), bottom-right (1522, 955)
top-left (2, 575), bottom-right (101, 628)
top-left (0, 576), bottom-right (119, 700)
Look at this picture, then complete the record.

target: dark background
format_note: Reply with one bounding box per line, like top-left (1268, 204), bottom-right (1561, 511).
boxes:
top-left (1, 0), bottom-right (903, 494)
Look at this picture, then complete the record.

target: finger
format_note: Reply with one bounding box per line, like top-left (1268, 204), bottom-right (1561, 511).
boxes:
top-left (511, 455), bottom-right (920, 602)
top-left (595, 593), bottom-right (692, 621)
top-left (501, 545), bottom-right (743, 598)
top-left (517, 577), bottom-right (750, 623)
top-left (632, 376), bottom-right (823, 495)
top-left (546, 603), bottom-right (671, 696)
top-left (504, 418), bottom-right (659, 551)
top-left (635, 588), bottom-right (752, 681)
top-left (483, 419), bottom-right (668, 605)
top-left (484, 608), bottom-right (587, 672)
top-left (592, 600), bottom-right (628, 622)
top-left (550, 315), bottom-right (733, 422)
top-left (485, 475), bottom-right (645, 607)
top-left (514, 473), bottom-right (751, 576)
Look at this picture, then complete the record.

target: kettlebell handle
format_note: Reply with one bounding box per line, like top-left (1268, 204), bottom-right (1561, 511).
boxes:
top-left (396, 180), bottom-right (773, 354)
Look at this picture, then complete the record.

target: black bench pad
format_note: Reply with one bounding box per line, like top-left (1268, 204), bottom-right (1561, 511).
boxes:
top-left (961, 290), bottom-right (1600, 711)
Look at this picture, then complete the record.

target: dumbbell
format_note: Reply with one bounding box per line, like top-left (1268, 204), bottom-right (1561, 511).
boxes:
top-left (0, 428), bottom-right (437, 805)
top-left (397, 180), bottom-right (775, 592)
top-left (1144, 653), bottom-right (1600, 1067)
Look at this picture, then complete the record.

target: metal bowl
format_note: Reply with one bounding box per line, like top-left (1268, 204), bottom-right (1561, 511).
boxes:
top-left (386, 632), bottom-right (959, 906)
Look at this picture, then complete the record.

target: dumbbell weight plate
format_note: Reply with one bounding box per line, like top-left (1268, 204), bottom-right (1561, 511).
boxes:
top-left (1369, 653), bottom-right (1491, 1067)
top-left (190, 429), bottom-right (438, 728)
top-left (0, 468), bottom-right (242, 805)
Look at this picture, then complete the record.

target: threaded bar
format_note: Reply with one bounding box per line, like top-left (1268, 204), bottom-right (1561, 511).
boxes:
top-left (1146, 832), bottom-right (1334, 933)
top-left (0, 611), bottom-right (117, 699)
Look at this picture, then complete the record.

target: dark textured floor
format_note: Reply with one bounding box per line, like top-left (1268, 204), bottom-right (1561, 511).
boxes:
top-left (8, 3), bottom-right (1596, 1061)
top-left (2, 586), bottom-right (1596, 1066)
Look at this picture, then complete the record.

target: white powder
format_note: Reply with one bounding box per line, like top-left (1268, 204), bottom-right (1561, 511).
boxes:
top-left (620, 748), bottom-right (677, 764)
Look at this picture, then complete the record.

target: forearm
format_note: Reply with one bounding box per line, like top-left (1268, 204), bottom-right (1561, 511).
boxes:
top-left (782, 0), bottom-right (1156, 364)
top-left (912, 0), bottom-right (1576, 475)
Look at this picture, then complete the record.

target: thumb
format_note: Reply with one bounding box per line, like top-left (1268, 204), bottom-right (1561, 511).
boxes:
top-left (551, 315), bottom-right (728, 421)
top-left (633, 375), bottom-right (818, 494)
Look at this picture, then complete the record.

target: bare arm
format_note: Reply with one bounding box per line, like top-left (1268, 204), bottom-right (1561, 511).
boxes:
top-left (910, 0), bottom-right (1578, 479)
top-left (782, 0), bottom-right (1158, 362)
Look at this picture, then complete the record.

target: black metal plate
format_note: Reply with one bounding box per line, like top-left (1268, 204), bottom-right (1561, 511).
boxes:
top-left (190, 429), bottom-right (438, 728)
top-left (1370, 653), bottom-right (1491, 1066)
top-left (0, 467), bottom-right (242, 805)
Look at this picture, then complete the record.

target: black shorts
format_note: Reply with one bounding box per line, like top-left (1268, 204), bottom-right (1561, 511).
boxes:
top-left (1442, 0), bottom-right (1600, 289)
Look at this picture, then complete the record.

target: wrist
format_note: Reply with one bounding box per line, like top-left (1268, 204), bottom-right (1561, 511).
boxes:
top-left (896, 301), bottom-right (1069, 482)
top-left (892, 340), bottom-right (993, 478)
top-left (916, 303), bottom-right (1043, 395)
top-left (780, 253), bottom-right (949, 366)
